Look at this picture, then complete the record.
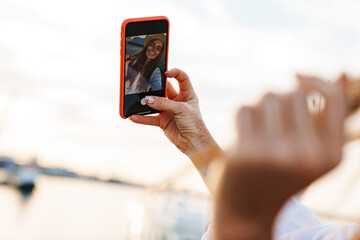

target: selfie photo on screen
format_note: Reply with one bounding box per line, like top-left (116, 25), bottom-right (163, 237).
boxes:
top-left (124, 33), bottom-right (167, 95)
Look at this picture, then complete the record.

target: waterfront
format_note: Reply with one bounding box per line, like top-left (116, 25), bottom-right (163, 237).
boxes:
top-left (0, 176), bottom-right (211, 240)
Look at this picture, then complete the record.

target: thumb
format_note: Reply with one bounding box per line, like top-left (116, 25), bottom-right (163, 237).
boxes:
top-left (145, 96), bottom-right (183, 114)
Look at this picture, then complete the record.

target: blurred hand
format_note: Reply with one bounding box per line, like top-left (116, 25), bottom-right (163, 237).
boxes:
top-left (213, 74), bottom-right (349, 240)
top-left (130, 68), bottom-right (221, 172)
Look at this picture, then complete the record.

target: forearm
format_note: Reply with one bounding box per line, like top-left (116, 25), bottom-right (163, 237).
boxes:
top-left (185, 124), bottom-right (223, 195)
top-left (214, 187), bottom-right (274, 240)
top-left (212, 161), bottom-right (280, 240)
top-left (213, 214), bottom-right (272, 240)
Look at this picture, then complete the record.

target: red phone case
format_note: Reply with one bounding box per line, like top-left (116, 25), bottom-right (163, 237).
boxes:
top-left (119, 16), bottom-right (169, 119)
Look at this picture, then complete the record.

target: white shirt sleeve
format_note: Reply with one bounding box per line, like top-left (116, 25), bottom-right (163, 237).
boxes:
top-left (201, 197), bottom-right (360, 240)
top-left (201, 224), bottom-right (212, 240)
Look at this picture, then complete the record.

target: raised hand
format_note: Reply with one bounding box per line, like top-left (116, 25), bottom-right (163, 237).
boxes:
top-left (130, 68), bottom-right (222, 184)
top-left (212, 75), bottom-right (349, 240)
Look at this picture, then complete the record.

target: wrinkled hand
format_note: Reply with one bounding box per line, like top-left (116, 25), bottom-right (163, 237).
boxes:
top-left (213, 74), bottom-right (349, 240)
top-left (130, 68), bottom-right (221, 169)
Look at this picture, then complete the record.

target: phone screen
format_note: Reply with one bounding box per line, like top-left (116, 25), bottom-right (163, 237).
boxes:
top-left (121, 18), bottom-right (169, 118)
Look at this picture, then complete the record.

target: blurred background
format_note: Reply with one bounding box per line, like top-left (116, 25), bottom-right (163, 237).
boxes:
top-left (1, 0), bottom-right (360, 239)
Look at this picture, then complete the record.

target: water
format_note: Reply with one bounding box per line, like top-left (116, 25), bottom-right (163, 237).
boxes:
top-left (0, 176), bottom-right (211, 240)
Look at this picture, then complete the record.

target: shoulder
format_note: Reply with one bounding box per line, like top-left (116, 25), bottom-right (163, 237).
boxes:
top-left (150, 68), bottom-right (162, 80)
top-left (152, 67), bottom-right (161, 76)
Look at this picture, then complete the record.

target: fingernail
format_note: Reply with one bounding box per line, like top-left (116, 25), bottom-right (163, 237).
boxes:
top-left (165, 70), bottom-right (170, 74)
top-left (145, 96), bottom-right (155, 103)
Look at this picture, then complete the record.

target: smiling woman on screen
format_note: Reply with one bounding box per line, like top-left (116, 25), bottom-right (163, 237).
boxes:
top-left (125, 33), bottom-right (166, 95)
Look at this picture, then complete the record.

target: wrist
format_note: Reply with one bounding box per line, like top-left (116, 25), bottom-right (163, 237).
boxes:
top-left (214, 207), bottom-right (273, 240)
top-left (213, 218), bottom-right (272, 240)
top-left (185, 127), bottom-right (223, 170)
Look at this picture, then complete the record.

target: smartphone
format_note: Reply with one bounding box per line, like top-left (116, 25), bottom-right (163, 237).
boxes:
top-left (119, 16), bottom-right (169, 119)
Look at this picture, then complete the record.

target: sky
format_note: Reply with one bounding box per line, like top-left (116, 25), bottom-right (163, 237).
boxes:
top-left (0, 0), bottom-right (360, 199)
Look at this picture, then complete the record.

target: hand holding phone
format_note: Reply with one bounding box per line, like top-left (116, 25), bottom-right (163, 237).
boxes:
top-left (119, 16), bottom-right (169, 119)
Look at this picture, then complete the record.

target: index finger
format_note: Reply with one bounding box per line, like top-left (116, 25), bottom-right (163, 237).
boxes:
top-left (166, 81), bottom-right (178, 100)
top-left (165, 68), bottom-right (195, 93)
